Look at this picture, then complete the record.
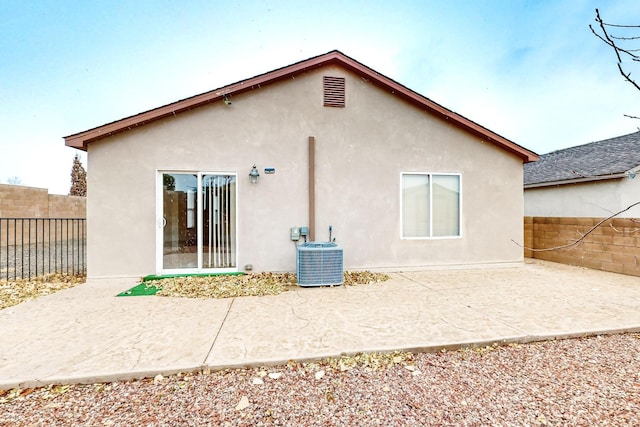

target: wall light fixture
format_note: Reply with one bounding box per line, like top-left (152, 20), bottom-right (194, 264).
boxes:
top-left (249, 165), bottom-right (260, 184)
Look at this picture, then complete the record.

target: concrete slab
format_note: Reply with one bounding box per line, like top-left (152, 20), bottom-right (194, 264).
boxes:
top-left (0, 279), bottom-right (231, 388)
top-left (205, 280), bottom-right (522, 367)
top-left (1, 259), bottom-right (639, 390)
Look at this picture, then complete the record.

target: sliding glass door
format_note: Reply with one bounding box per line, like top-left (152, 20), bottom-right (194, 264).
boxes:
top-left (160, 172), bottom-right (236, 272)
top-left (201, 174), bottom-right (236, 269)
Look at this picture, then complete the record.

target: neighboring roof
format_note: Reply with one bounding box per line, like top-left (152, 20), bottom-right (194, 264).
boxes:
top-left (524, 131), bottom-right (640, 188)
top-left (64, 50), bottom-right (538, 162)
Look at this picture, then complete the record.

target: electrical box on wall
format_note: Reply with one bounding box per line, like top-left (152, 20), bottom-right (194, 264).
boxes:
top-left (300, 227), bottom-right (308, 237)
top-left (290, 227), bottom-right (300, 241)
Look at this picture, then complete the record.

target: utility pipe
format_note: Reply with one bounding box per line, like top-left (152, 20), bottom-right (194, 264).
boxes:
top-left (308, 136), bottom-right (316, 242)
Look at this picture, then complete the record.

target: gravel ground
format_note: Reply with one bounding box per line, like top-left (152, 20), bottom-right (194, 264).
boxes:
top-left (0, 240), bottom-right (86, 281)
top-left (1, 333), bottom-right (638, 426)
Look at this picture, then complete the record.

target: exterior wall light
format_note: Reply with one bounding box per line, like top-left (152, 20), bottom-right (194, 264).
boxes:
top-left (249, 165), bottom-right (260, 183)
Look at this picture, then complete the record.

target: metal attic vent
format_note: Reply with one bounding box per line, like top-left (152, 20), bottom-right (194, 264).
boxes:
top-left (296, 242), bottom-right (344, 287)
top-left (323, 76), bottom-right (345, 107)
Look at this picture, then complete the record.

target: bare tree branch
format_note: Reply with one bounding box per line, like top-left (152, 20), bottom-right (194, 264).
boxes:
top-left (610, 35), bottom-right (640, 41)
top-left (590, 8), bottom-right (640, 119)
top-left (514, 201), bottom-right (640, 252)
top-left (520, 10), bottom-right (640, 255)
top-left (617, 63), bottom-right (640, 91)
top-left (591, 9), bottom-right (623, 61)
top-left (602, 22), bottom-right (640, 28)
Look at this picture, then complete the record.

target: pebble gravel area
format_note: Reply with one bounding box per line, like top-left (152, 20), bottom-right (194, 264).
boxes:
top-left (0, 240), bottom-right (86, 281)
top-left (1, 334), bottom-right (639, 426)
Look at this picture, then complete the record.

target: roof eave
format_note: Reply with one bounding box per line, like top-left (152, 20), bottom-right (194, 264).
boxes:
top-left (64, 50), bottom-right (539, 163)
top-left (64, 52), bottom-right (342, 150)
top-left (524, 173), bottom-right (628, 189)
top-left (329, 53), bottom-right (538, 163)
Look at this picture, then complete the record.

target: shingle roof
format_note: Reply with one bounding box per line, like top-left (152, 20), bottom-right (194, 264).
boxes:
top-left (524, 131), bottom-right (640, 186)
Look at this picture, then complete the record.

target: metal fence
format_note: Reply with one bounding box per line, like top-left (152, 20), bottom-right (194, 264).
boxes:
top-left (0, 218), bottom-right (86, 281)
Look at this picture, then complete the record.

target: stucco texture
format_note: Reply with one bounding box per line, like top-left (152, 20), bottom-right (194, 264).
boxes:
top-left (86, 65), bottom-right (525, 278)
top-left (524, 178), bottom-right (640, 218)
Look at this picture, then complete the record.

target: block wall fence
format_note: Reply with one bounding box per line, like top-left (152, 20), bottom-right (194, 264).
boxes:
top-left (524, 216), bottom-right (640, 277)
top-left (0, 184), bottom-right (86, 245)
top-left (0, 184), bottom-right (85, 218)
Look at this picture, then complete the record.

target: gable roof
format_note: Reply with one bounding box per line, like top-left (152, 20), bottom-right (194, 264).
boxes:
top-left (524, 131), bottom-right (640, 188)
top-left (64, 50), bottom-right (538, 162)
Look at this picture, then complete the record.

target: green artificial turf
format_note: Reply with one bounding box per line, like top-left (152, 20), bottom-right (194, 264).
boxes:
top-left (116, 282), bottom-right (160, 297)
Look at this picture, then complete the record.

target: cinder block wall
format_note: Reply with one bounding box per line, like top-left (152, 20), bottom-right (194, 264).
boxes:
top-left (523, 216), bottom-right (533, 258)
top-left (0, 184), bottom-right (49, 218)
top-left (48, 194), bottom-right (86, 218)
top-left (0, 184), bottom-right (85, 218)
top-left (0, 184), bottom-right (86, 245)
top-left (525, 216), bottom-right (640, 277)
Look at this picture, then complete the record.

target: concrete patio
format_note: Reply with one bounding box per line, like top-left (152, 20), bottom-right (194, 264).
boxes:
top-left (1, 259), bottom-right (639, 390)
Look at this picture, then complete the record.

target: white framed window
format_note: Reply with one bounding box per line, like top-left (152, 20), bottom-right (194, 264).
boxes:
top-left (401, 173), bottom-right (461, 238)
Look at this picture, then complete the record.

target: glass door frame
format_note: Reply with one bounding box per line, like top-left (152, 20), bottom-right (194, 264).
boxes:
top-left (156, 170), bottom-right (238, 275)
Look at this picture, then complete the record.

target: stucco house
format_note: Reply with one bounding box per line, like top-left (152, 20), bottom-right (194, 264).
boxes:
top-left (524, 131), bottom-right (640, 218)
top-left (65, 50), bottom-right (537, 279)
top-left (523, 131), bottom-right (640, 276)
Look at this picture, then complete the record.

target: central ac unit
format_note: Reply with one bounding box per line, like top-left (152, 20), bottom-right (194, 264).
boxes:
top-left (296, 242), bottom-right (343, 287)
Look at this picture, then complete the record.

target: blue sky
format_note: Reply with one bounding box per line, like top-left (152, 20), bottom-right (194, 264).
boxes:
top-left (1, 0), bottom-right (639, 194)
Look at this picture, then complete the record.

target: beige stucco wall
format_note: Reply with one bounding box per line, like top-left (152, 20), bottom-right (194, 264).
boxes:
top-left (524, 177), bottom-right (640, 218)
top-left (86, 65), bottom-right (525, 278)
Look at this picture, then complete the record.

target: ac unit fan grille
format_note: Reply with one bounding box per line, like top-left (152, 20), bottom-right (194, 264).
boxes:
top-left (296, 242), bottom-right (343, 287)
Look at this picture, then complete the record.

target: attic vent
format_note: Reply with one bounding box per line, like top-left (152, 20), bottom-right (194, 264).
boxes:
top-left (323, 76), bottom-right (345, 108)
